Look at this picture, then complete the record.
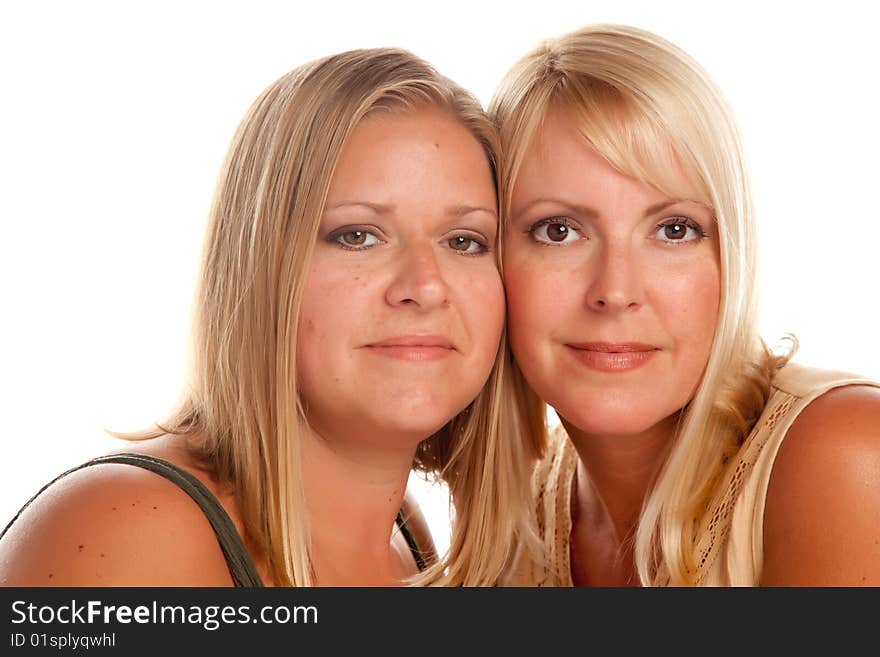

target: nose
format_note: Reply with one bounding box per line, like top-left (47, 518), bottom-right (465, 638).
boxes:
top-left (385, 242), bottom-right (449, 311)
top-left (585, 241), bottom-right (642, 313)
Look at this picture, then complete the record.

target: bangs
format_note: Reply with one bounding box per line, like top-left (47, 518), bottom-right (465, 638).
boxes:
top-left (558, 77), bottom-right (711, 209)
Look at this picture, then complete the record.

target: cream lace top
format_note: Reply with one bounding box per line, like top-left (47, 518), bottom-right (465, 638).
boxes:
top-left (506, 362), bottom-right (879, 586)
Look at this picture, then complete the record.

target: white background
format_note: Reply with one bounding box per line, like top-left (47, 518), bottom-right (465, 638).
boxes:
top-left (2, 1), bottom-right (878, 559)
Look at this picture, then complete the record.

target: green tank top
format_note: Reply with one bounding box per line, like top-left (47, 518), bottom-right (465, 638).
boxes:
top-left (1, 452), bottom-right (429, 586)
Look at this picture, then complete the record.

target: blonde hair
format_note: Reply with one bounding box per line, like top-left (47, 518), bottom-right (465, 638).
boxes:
top-left (124, 48), bottom-right (539, 586)
top-left (490, 24), bottom-right (793, 585)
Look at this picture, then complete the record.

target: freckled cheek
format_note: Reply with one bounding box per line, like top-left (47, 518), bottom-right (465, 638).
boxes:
top-left (298, 264), bottom-right (375, 357)
top-left (451, 266), bottom-right (505, 348)
top-left (296, 308), bottom-right (330, 376)
top-left (502, 273), bottom-right (564, 386)
top-left (505, 261), bottom-right (571, 341)
top-left (649, 264), bottom-right (721, 349)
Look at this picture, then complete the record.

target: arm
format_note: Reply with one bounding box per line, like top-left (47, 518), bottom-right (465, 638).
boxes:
top-left (761, 384), bottom-right (880, 585)
top-left (0, 463), bottom-right (237, 586)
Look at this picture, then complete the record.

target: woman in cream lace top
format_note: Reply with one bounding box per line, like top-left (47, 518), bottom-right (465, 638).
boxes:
top-left (491, 24), bottom-right (880, 586)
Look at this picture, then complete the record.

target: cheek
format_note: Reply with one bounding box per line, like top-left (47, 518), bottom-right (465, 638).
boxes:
top-left (504, 247), bottom-right (576, 353)
top-left (453, 264), bottom-right (505, 351)
top-left (296, 261), bottom-right (372, 375)
top-left (650, 258), bottom-right (721, 352)
top-left (296, 294), bottom-right (331, 392)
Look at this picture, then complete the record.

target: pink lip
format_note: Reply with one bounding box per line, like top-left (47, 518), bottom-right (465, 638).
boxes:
top-left (565, 342), bottom-right (659, 373)
top-left (364, 335), bottom-right (456, 361)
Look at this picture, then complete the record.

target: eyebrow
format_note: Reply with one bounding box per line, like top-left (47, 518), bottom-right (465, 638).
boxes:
top-left (643, 199), bottom-right (682, 217)
top-left (325, 201), bottom-right (393, 214)
top-left (512, 198), bottom-right (598, 220)
top-left (325, 202), bottom-right (497, 218)
top-left (513, 197), bottom-right (688, 220)
top-left (447, 204), bottom-right (498, 219)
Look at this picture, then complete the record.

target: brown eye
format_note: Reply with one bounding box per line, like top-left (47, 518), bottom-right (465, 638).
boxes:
top-left (342, 230), bottom-right (367, 245)
top-left (654, 218), bottom-right (705, 244)
top-left (530, 218), bottom-right (581, 245)
top-left (547, 223), bottom-right (569, 242)
top-left (663, 224), bottom-right (687, 240)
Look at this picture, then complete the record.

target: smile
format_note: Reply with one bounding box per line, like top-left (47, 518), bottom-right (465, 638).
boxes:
top-left (363, 336), bottom-right (456, 361)
top-left (565, 342), bottom-right (659, 373)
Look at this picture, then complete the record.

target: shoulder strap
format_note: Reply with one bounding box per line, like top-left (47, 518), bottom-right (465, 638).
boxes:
top-left (395, 509), bottom-right (428, 572)
top-left (2, 453), bottom-right (264, 587)
top-left (90, 453), bottom-right (264, 587)
top-left (5, 453), bottom-right (432, 582)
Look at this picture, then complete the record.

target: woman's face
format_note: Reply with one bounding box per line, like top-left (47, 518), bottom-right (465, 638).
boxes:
top-left (504, 106), bottom-right (721, 438)
top-left (297, 107), bottom-right (504, 449)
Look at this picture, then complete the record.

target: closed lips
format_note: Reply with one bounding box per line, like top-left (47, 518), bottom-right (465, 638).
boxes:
top-left (566, 342), bottom-right (658, 352)
top-left (366, 336), bottom-right (455, 349)
top-left (565, 342), bottom-right (659, 372)
top-left (362, 336), bottom-right (458, 361)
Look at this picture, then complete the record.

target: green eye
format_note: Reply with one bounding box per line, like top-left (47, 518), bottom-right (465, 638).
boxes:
top-left (445, 235), bottom-right (487, 255)
top-left (341, 230), bottom-right (368, 246)
top-left (329, 228), bottom-right (380, 250)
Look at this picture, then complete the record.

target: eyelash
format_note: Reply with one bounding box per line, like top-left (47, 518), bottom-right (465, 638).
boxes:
top-left (327, 227), bottom-right (382, 251)
top-left (526, 217), bottom-right (582, 245)
top-left (654, 217), bottom-right (708, 244)
top-left (526, 216), bottom-right (709, 245)
top-left (445, 234), bottom-right (491, 256)
top-left (326, 227), bottom-right (490, 256)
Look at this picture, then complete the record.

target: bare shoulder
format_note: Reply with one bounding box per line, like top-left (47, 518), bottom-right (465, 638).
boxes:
top-left (762, 384), bottom-right (880, 585)
top-left (0, 453), bottom-right (235, 586)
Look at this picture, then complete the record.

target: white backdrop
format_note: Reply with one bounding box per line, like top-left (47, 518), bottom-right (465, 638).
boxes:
top-left (2, 1), bottom-right (878, 558)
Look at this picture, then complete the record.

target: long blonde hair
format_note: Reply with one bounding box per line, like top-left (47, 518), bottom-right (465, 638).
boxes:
top-left (125, 48), bottom-right (540, 586)
top-left (490, 24), bottom-right (793, 585)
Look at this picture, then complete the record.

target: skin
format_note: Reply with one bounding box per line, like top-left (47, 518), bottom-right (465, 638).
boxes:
top-left (296, 107), bottom-right (503, 584)
top-left (506, 105), bottom-right (880, 585)
top-left (506, 106), bottom-right (720, 584)
top-left (0, 106), bottom-right (502, 586)
top-left (298, 108), bottom-right (503, 452)
top-left (761, 385), bottom-right (880, 585)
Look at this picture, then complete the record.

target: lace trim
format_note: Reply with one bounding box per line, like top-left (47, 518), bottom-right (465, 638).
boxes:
top-left (693, 393), bottom-right (796, 583)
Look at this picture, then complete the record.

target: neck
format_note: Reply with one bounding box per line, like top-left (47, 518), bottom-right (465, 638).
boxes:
top-left (563, 412), bottom-right (679, 543)
top-left (300, 425), bottom-right (417, 586)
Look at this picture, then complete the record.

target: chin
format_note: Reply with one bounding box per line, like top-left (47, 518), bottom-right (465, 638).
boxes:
top-left (418, 383), bottom-right (479, 410)
top-left (564, 415), bottom-right (662, 438)
top-left (555, 394), bottom-right (674, 438)
top-left (395, 404), bottom-right (466, 435)
top-left (364, 415), bottom-right (452, 449)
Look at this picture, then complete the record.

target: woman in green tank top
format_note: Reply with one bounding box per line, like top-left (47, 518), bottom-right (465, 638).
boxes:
top-left (0, 48), bottom-right (538, 587)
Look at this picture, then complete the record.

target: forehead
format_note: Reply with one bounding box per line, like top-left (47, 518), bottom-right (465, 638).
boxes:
top-left (527, 106), bottom-right (592, 163)
top-left (512, 108), bottom-right (655, 207)
top-left (347, 105), bottom-right (475, 150)
top-left (337, 108), bottom-right (485, 171)
top-left (515, 103), bottom-right (707, 208)
top-left (326, 106), bottom-right (497, 210)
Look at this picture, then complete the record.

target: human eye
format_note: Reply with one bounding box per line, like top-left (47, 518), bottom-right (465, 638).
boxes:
top-left (326, 226), bottom-right (383, 251)
top-left (652, 216), bottom-right (707, 244)
top-left (528, 217), bottom-right (583, 245)
top-left (443, 232), bottom-right (490, 256)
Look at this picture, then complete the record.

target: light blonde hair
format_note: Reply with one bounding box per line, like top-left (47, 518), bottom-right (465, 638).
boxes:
top-left (123, 48), bottom-right (540, 586)
top-left (490, 24), bottom-right (793, 585)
